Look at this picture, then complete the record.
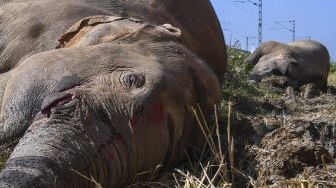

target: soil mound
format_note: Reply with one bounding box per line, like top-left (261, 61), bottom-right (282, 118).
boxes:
top-left (232, 78), bottom-right (336, 186)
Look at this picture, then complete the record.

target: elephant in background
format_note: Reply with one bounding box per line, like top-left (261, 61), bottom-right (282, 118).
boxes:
top-left (246, 40), bottom-right (330, 96)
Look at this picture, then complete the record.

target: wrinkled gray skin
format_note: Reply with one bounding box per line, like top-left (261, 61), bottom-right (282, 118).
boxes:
top-left (0, 0), bottom-right (226, 187)
top-left (247, 40), bottom-right (330, 91)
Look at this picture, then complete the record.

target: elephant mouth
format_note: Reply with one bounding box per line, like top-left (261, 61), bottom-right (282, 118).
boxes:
top-left (39, 91), bottom-right (80, 118)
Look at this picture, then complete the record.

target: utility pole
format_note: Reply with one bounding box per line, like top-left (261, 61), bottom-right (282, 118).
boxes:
top-left (274, 20), bottom-right (296, 42)
top-left (234, 0), bottom-right (262, 45)
top-left (258, 0), bottom-right (262, 45)
top-left (289, 20), bottom-right (295, 41)
top-left (246, 36), bottom-right (256, 51)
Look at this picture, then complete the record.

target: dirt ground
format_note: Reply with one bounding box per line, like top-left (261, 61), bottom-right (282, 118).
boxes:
top-left (230, 77), bottom-right (336, 187)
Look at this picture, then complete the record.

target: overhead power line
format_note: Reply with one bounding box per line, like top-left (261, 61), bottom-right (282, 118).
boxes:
top-left (227, 0), bottom-right (310, 45)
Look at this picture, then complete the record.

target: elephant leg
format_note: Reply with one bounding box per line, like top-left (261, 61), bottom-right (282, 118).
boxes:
top-left (318, 78), bottom-right (328, 93)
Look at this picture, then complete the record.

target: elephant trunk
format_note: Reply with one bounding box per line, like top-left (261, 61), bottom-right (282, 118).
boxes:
top-left (0, 155), bottom-right (77, 188)
top-left (0, 102), bottom-right (129, 188)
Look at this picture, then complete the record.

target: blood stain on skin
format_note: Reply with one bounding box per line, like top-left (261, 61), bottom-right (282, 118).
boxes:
top-left (130, 117), bottom-right (138, 128)
top-left (145, 101), bottom-right (165, 125)
top-left (106, 150), bottom-right (115, 161)
top-left (129, 100), bottom-right (166, 128)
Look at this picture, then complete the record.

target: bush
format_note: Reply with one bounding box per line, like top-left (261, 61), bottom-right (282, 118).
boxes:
top-left (330, 61), bottom-right (336, 73)
top-left (221, 47), bottom-right (282, 116)
top-left (226, 47), bottom-right (251, 76)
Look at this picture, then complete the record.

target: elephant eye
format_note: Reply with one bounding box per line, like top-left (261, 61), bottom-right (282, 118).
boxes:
top-left (123, 73), bottom-right (145, 89)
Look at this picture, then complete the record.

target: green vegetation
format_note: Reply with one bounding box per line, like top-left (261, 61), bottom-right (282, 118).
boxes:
top-left (329, 60), bottom-right (336, 72)
top-left (328, 61), bottom-right (336, 86)
top-left (221, 47), bottom-right (283, 116)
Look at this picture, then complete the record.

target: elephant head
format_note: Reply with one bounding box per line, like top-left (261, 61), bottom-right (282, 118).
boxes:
top-left (0, 16), bottom-right (220, 187)
top-left (249, 53), bottom-right (299, 85)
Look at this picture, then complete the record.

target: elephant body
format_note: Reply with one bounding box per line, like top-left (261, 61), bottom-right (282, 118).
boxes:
top-left (247, 40), bottom-right (330, 91)
top-left (0, 1), bottom-right (226, 187)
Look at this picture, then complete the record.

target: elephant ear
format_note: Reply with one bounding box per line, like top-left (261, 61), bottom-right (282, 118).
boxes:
top-left (119, 23), bottom-right (182, 43)
top-left (57, 15), bottom-right (144, 48)
top-left (57, 15), bottom-right (181, 48)
top-left (57, 15), bottom-right (182, 48)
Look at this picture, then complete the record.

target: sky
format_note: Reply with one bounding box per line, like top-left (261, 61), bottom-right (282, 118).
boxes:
top-left (211, 0), bottom-right (336, 61)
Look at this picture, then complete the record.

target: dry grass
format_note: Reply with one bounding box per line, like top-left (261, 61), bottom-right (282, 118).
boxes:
top-left (160, 103), bottom-right (256, 188)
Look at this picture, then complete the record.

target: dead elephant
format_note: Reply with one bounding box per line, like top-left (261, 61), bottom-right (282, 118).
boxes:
top-left (0, 0), bottom-right (226, 187)
top-left (246, 40), bottom-right (330, 96)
